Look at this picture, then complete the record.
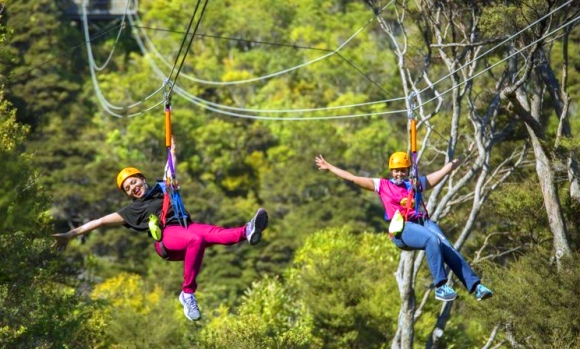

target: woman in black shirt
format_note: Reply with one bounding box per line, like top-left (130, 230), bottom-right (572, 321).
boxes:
top-left (52, 166), bottom-right (268, 322)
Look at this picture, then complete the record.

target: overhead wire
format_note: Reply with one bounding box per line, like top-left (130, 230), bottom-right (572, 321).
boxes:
top-left (128, 13), bottom-right (408, 120)
top-left (9, 0), bottom-right (573, 119)
top-left (173, 84), bottom-right (407, 120)
top-left (164, 0), bottom-right (205, 95)
top-left (81, 0), bottom-right (165, 117)
top-left (168, 0), bottom-right (209, 96)
top-left (86, 0), bottom-right (575, 122)
top-left (128, 13), bottom-right (404, 114)
top-left (179, 12), bottom-right (580, 121)
top-left (91, 0), bottom-right (132, 72)
top-left (415, 11), bottom-right (580, 114)
top-left (129, 0), bottom-right (573, 120)
top-left (127, 0), bottom-right (402, 114)
top-left (131, 0), bottom-right (396, 87)
top-left (138, 0), bottom-right (569, 93)
top-left (413, 0), bottom-right (574, 105)
top-left (133, 12), bottom-right (579, 122)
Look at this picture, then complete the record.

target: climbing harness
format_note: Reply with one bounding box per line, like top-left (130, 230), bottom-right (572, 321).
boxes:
top-left (388, 92), bottom-right (432, 237)
top-left (161, 79), bottom-right (188, 228)
top-left (147, 80), bottom-right (189, 248)
top-left (405, 92), bottom-right (429, 221)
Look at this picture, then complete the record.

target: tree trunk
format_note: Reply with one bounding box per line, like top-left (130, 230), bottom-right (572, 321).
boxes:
top-left (525, 127), bottom-right (572, 259)
top-left (392, 251), bottom-right (416, 349)
top-left (512, 82), bottom-right (572, 260)
top-left (535, 48), bottom-right (580, 202)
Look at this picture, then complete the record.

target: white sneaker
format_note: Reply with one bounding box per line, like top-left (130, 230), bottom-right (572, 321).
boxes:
top-left (179, 291), bottom-right (201, 321)
top-left (246, 208), bottom-right (268, 245)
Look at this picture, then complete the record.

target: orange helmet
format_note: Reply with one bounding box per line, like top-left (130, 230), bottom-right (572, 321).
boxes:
top-left (116, 167), bottom-right (143, 190)
top-left (389, 152), bottom-right (411, 169)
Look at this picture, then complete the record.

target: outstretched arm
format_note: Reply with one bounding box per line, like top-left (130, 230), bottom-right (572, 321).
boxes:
top-left (425, 158), bottom-right (462, 189)
top-left (52, 213), bottom-right (125, 252)
top-left (315, 155), bottom-right (375, 191)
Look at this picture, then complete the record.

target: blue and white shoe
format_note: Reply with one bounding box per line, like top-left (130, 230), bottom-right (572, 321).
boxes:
top-left (246, 208), bottom-right (268, 245)
top-left (475, 284), bottom-right (493, 301)
top-left (179, 291), bottom-right (201, 321)
top-left (435, 284), bottom-right (457, 301)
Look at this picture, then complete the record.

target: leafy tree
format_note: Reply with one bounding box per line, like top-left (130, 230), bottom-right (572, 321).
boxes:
top-left (90, 273), bottom-right (191, 348)
top-left (3, 0), bottom-right (85, 129)
top-left (478, 0), bottom-right (580, 261)
top-left (5, 0), bottom-right (580, 347)
top-left (0, 90), bottom-right (102, 348)
top-left (471, 249), bottom-right (580, 348)
top-left (290, 228), bottom-right (401, 348)
top-left (198, 276), bottom-right (319, 349)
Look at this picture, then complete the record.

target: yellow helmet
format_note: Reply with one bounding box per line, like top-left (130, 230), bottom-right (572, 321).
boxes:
top-left (116, 167), bottom-right (143, 190)
top-left (389, 152), bottom-right (411, 169)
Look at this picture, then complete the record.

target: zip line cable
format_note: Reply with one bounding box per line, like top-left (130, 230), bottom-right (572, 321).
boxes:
top-left (128, 13), bottom-right (404, 114)
top-left (132, 0), bottom-right (569, 93)
top-left (134, 17), bottom-right (391, 95)
top-left (26, 0), bottom-right (570, 121)
top-left (413, 0), bottom-right (574, 103)
top-left (91, 0), bottom-right (132, 72)
top-left (81, 1), bottom-right (164, 116)
top-left (132, 0), bottom-right (395, 87)
top-left (130, 21), bottom-right (408, 120)
top-left (169, 0), bottom-right (211, 97)
top-left (129, 12), bottom-right (579, 122)
top-left (131, 24), bottom-right (339, 50)
top-left (128, 0), bottom-right (571, 117)
top-left (164, 0), bottom-right (205, 95)
top-left (128, 14), bottom-right (408, 120)
top-left (173, 82), bottom-right (406, 120)
top-left (167, 14), bottom-right (580, 121)
top-left (402, 13), bottom-right (580, 146)
top-left (11, 0), bottom-right (571, 105)
top-left (415, 12), bottom-right (580, 115)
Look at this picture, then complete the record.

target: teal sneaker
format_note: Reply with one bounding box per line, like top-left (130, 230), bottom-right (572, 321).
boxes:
top-left (246, 208), bottom-right (268, 245)
top-left (435, 284), bottom-right (457, 301)
top-left (179, 291), bottom-right (201, 321)
top-left (475, 284), bottom-right (493, 301)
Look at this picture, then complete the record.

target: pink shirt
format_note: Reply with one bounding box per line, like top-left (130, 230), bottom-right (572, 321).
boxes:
top-left (373, 177), bottom-right (427, 221)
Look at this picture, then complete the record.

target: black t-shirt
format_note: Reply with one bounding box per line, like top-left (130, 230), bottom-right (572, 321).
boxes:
top-left (117, 182), bottom-right (187, 233)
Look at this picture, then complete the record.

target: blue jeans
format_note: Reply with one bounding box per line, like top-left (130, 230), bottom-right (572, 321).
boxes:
top-left (390, 219), bottom-right (480, 291)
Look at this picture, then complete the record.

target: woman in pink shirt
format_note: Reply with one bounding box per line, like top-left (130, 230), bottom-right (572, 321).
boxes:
top-left (315, 152), bottom-right (492, 302)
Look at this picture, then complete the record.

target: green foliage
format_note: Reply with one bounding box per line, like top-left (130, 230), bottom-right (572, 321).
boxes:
top-left (0, 91), bottom-right (103, 348)
top-left (468, 178), bottom-right (553, 267)
top-left (0, 93), bottom-right (40, 231)
top-left (4, 0), bottom-right (579, 347)
top-left (5, 0), bottom-right (85, 128)
top-left (470, 249), bottom-right (580, 348)
top-left (90, 273), bottom-right (191, 349)
top-left (198, 276), bottom-right (319, 349)
top-left (290, 228), bottom-right (399, 348)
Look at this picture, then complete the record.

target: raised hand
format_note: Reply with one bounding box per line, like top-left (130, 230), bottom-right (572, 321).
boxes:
top-left (315, 155), bottom-right (331, 170)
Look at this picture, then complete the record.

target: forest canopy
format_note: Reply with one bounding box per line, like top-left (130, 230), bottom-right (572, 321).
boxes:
top-left (1, 0), bottom-right (580, 348)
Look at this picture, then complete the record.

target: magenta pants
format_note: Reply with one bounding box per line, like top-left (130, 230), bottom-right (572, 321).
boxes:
top-left (154, 223), bottom-right (246, 294)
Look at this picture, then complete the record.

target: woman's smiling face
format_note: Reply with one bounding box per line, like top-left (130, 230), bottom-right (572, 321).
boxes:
top-left (390, 167), bottom-right (409, 184)
top-left (122, 175), bottom-right (148, 199)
